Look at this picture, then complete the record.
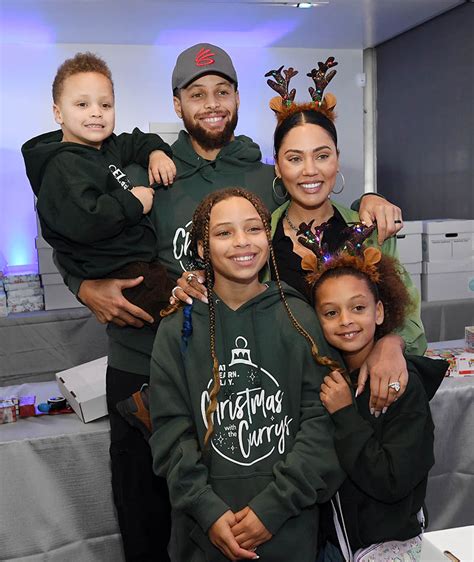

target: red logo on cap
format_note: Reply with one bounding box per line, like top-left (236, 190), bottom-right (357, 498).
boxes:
top-left (195, 48), bottom-right (215, 67)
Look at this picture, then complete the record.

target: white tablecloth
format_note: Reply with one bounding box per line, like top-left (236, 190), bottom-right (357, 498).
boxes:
top-left (0, 381), bottom-right (124, 562)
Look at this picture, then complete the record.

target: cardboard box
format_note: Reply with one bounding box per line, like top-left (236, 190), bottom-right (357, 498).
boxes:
top-left (422, 219), bottom-right (474, 262)
top-left (43, 283), bottom-right (83, 310)
top-left (404, 262), bottom-right (422, 295)
top-left (56, 356), bottom-right (108, 423)
top-left (421, 525), bottom-right (473, 561)
top-left (37, 247), bottom-right (59, 275)
top-left (41, 273), bottom-right (64, 285)
top-left (35, 236), bottom-right (52, 250)
top-left (396, 220), bottom-right (423, 264)
top-left (421, 258), bottom-right (474, 301)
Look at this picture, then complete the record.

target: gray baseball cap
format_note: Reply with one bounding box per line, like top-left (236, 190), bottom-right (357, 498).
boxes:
top-left (172, 43), bottom-right (238, 91)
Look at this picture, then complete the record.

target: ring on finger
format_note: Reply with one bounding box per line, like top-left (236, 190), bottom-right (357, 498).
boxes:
top-left (394, 219), bottom-right (402, 224)
top-left (186, 273), bottom-right (197, 284)
top-left (388, 381), bottom-right (401, 392)
top-left (171, 286), bottom-right (180, 299)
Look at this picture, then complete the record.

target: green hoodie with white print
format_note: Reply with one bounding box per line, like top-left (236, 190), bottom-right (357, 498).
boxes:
top-left (149, 281), bottom-right (345, 562)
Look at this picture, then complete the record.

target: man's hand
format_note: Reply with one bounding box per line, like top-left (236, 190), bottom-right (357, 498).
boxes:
top-left (232, 506), bottom-right (272, 552)
top-left (130, 186), bottom-right (155, 214)
top-left (358, 194), bottom-right (403, 245)
top-left (357, 334), bottom-right (408, 416)
top-left (78, 277), bottom-right (154, 328)
top-left (171, 270), bottom-right (208, 305)
top-left (208, 511), bottom-right (260, 561)
top-left (148, 150), bottom-right (176, 187)
top-left (320, 371), bottom-right (353, 414)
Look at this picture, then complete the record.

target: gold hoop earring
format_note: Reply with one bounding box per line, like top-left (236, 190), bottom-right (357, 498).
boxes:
top-left (332, 170), bottom-right (345, 195)
top-left (272, 176), bottom-right (288, 202)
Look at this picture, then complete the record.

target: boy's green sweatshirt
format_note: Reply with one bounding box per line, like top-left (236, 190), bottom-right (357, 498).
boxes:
top-left (270, 200), bottom-right (427, 355)
top-left (21, 128), bottom-right (170, 278)
top-left (149, 282), bottom-right (345, 562)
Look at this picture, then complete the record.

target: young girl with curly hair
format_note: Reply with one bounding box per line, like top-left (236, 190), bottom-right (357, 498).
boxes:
top-left (148, 187), bottom-right (344, 562)
top-left (309, 250), bottom-right (448, 562)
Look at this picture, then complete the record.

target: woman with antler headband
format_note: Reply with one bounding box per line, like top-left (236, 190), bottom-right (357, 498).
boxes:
top-left (266, 57), bottom-right (426, 418)
top-left (173, 57), bottom-right (426, 418)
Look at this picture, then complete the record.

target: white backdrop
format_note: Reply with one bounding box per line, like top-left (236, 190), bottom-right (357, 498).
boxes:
top-left (0, 43), bottom-right (363, 267)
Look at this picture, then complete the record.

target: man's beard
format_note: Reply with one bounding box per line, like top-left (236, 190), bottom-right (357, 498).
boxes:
top-left (182, 111), bottom-right (238, 151)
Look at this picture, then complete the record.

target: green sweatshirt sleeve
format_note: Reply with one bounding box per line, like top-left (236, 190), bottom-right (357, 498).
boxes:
top-left (37, 153), bottom-right (144, 244)
top-left (379, 236), bottom-right (427, 355)
top-left (248, 306), bottom-right (345, 535)
top-left (114, 128), bottom-right (172, 169)
top-left (330, 376), bottom-right (434, 503)
top-left (149, 318), bottom-right (230, 533)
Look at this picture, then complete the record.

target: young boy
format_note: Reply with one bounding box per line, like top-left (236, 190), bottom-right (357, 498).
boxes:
top-left (22, 52), bottom-right (176, 326)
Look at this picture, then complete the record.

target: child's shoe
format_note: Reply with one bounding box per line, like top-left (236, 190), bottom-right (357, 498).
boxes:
top-left (116, 384), bottom-right (152, 440)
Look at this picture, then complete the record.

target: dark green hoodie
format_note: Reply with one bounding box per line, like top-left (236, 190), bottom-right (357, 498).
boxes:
top-left (149, 282), bottom-right (345, 562)
top-left (21, 128), bottom-right (171, 278)
top-left (105, 131), bottom-right (277, 376)
top-left (152, 130), bottom-right (277, 277)
top-left (321, 355), bottom-right (448, 551)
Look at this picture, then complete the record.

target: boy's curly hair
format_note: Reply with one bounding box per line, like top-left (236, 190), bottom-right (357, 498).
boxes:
top-left (312, 253), bottom-right (413, 339)
top-left (52, 52), bottom-right (114, 103)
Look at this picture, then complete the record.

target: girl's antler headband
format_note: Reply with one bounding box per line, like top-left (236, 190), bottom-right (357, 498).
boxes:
top-left (298, 220), bottom-right (383, 286)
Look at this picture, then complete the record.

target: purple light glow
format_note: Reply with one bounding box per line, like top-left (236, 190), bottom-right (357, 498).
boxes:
top-left (0, 14), bottom-right (55, 44)
top-left (154, 21), bottom-right (298, 48)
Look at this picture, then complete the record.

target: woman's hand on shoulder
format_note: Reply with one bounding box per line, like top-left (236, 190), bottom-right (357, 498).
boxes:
top-left (357, 333), bottom-right (408, 416)
top-left (208, 510), bottom-right (260, 560)
top-left (78, 277), bottom-right (154, 327)
top-left (170, 270), bottom-right (208, 305)
top-left (358, 195), bottom-right (403, 245)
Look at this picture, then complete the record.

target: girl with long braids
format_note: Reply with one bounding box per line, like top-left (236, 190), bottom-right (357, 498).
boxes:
top-left (149, 187), bottom-right (344, 562)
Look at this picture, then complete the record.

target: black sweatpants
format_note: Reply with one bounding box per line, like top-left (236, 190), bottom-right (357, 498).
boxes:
top-left (106, 366), bottom-right (171, 562)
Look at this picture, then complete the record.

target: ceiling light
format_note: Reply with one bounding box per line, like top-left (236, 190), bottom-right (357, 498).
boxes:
top-left (296, 2), bottom-right (313, 7)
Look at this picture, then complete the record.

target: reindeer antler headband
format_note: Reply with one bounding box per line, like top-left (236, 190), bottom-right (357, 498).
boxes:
top-left (297, 220), bottom-right (383, 287)
top-left (266, 56), bottom-right (338, 122)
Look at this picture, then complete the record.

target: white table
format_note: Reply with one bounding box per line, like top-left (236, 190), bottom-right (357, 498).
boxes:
top-left (425, 340), bottom-right (474, 532)
top-left (0, 381), bottom-right (125, 562)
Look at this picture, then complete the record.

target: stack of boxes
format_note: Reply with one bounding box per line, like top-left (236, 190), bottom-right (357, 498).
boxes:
top-left (421, 220), bottom-right (474, 302)
top-left (396, 221), bottom-right (423, 295)
top-left (0, 276), bottom-right (7, 317)
top-left (35, 213), bottom-right (83, 310)
top-left (3, 271), bottom-right (44, 313)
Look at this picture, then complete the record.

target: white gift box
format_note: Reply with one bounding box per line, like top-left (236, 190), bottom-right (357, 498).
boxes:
top-left (404, 262), bottom-right (422, 295)
top-left (422, 219), bottom-right (474, 262)
top-left (36, 247), bottom-right (59, 275)
top-left (56, 356), bottom-right (108, 423)
top-left (43, 283), bottom-right (83, 310)
top-left (421, 525), bottom-right (473, 561)
top-left (396, 221), bottom-right (423, 264)
top-left (421, 258), bottom-right (474, 302)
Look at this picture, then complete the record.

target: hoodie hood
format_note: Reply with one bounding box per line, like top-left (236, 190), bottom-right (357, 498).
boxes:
top-left (406, 354), bottom-right (448, 400)
top-left (22, 130), bottom-right (98, 196)
top-left (172, 130), bottom-right (264, 182)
